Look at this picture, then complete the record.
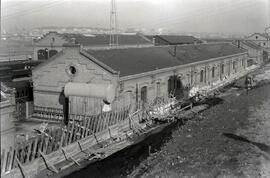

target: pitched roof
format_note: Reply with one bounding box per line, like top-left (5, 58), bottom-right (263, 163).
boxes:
top-left (62, 33), bottom-right (152, 47)
top-left (152, 35), bottom-right (202, 45)
top-left (86, 43), bottom-right (246, 77)
top-left (252, 33), bottom-right (270, 39)
top-left (241, 40), bottom-right (262, 50)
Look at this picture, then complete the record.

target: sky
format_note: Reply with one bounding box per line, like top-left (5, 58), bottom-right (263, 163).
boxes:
top-left (1, 0), bottom-right (270, 34)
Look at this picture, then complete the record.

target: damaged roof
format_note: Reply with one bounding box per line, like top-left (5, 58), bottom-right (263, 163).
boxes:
top-left (86, 43), bottom-right (246, 77)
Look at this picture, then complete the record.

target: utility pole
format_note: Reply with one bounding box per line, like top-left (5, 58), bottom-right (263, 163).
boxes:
top-left (109, 0), bottom-right (118, 47)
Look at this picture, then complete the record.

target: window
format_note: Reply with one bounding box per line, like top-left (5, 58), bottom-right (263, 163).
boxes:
top-left (156, 82), bottom-right (161, 96)
top-left (255, 36), bottom-right (258, 39)
top-left (233, 61), bottom-right (237, 71)
top-left (69, 66), bottom-right (76, 74)
top-left (141, 86), bottom-right (147, 103)
top-left (263, 42), bottom-right (266, 46)
top-left (200, 70), bottom-right (204, 82)
top-left (221, 64), bottom-right (225, 74)
top-left (212, 67), bottom-right (215, 78)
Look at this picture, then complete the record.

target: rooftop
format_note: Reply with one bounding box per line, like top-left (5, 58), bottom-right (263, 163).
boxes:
top-left (62, 33), bottom-right (152, 47)
top-left (86, 43), bottom-right (246, 77)
top-left (147, 35), bottom-right (202, 45)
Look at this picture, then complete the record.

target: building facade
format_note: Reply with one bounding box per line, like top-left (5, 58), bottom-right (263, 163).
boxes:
top-left (33, 32), bottom-right (153, 61)
top-left (32, 43), bottom-right (248, 116)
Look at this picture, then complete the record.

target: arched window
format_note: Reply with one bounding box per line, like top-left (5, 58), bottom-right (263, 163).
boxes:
top-left (200, 70), bottom-right (204, 82)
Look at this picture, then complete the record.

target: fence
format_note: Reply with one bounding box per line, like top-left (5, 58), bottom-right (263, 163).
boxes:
top-left (32, 105), bottom-right (64, 122)
top-left (1, 106), bottom-right (130, 174)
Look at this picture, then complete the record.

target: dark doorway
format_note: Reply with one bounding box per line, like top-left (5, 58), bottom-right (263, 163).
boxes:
top-left (49, 49), bottom-right (58, 58)
top-left (168, 75), bottom-right (184, 99)
top-left (37, 49), bottom-right (49, 60)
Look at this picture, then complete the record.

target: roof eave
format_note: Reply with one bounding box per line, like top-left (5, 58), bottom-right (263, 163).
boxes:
top-left (119, 51), bottom-right (247, 81)
top-left (79, 50), bottom-right (119, 75)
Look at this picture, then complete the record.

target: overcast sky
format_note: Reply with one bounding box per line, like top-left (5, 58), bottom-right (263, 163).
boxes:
top-left (2, 0), bottom-right (270, 34)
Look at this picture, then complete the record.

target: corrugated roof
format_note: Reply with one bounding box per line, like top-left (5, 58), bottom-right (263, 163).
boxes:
top-left (86, 43), bottom-right (246, 77)
top-left (62, 34), bottom-right (152, 46)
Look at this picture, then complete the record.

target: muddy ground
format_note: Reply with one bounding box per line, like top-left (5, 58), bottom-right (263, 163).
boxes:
top-left (128, 68), bottom-right (270, 178)
top-left (66, 65), bottom-right (270, 178)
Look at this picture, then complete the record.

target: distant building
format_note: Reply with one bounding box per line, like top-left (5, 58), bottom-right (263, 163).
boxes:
top-left (233, 40), bottom-right (266, 65)
top-left (33, 31), bottom-right (153, 60)
top-left (245, 33), bottom-right (270, 60)
top-left (32, 43), bottom-right (247, 117)
top-left (146, 35), bottom-right (202, 46)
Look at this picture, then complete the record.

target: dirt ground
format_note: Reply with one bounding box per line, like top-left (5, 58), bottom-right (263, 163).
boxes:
top-left (127, 67), bottom-right (270, 178)
top-left (65, 64), bottom-right (270, 178)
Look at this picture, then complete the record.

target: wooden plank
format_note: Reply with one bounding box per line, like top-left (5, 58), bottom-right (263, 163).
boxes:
top-left (89, 115), bottom-right (95, 134)
top-left (82, 116), bottom-right (88, 138)
top-left (96, 113), bottom-right (102, 133)
top-left (31, 136), bottom-right (39, 160)
top-left (92, 115), bottom-right (98, 133)
top-left (85, 116), bottom-right (92, 137)
top-left (8, 147), bottom-right (15, 170)
top-left (99, 113), bottom-right (104, 132)
top-left (59, 128), bottom-right (65, 148)
top-left (25, 141), bottom-right (33, 163)
top-left (19, 143), bottom-right (25, 163)
top-left (43, 136), bottom-right (50, 154)
top-left (5, 149), bottom-right (11, 172)
top-left (39, 151), bottom-right (59, 173)
top-left (36, 135), bottom-right (43, 158)
top-left (46, 129), bottom-right (53, 154)
top-left (15, 156), bottom-right (27, 178)
top-left (76, 117), bottom-right (82, 140)
top-left (68, 115), bottom-right (75, 144)
top-left (64, 124), bottom-right (70, 146)
top-left (1, 149), bottom-right (7, 173)
top-left (112, 111), bottom-right (116, 125)
top-left (61, 148), bottom-right (80, 166)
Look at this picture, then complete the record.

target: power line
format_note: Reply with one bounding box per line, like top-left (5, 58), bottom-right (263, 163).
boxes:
top-left (2, 0), bottom-right (67, 21)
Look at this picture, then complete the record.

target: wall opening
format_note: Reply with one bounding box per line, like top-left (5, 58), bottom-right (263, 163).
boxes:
top-left (168, 75), bottom-right (184, 99)
top-left (49, 49), bottom-right (58, 58)
top-left (37, 49), bottom-right (49, 60)
top-left (140, 86), bottom-right (147, 108)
